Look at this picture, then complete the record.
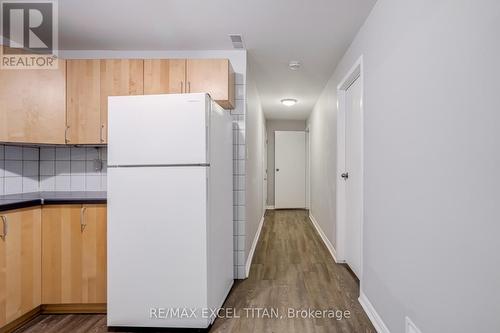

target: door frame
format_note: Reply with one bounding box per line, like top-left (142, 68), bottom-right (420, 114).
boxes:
top-left (263, 126), bottom-right (268, 212)
top-left (336, 55), bottom-right (364, 280)
top-left (305, 127), bottom-right (311, 210)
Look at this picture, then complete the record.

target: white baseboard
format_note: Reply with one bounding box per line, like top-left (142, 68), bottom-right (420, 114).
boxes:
top-left (245, 213), bottom-right (265, 278)
top-left (358, 291), bottom-right (391, 333)
top-left (308, 213), bottom-right (337, 263)
top-left (266, 205), bottom-right (275, 210)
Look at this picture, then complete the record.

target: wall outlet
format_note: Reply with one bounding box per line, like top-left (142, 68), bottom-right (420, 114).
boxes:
top-left (93, 159), bottom-right (103, 172)
top-left (405, 317), bottom-right (422, 333)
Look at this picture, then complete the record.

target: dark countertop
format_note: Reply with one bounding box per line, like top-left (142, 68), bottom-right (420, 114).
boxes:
top-left (0, 191), bottom-right (107, 212)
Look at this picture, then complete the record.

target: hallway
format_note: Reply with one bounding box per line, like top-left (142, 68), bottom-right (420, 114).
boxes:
top-left (15, 210), bottom-right (374, 333)
top-left (211, 209), bottom-right (374, 332)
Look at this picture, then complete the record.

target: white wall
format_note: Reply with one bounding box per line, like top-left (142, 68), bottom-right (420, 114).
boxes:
top-left (307, 82), bottom-right (338, 247)
top-left (244, 67), bottom-right (266, 276)
top-left (60, 49), bottom-right (249, 278)
top-left (265, 119), bottom-right (306, 206)
top-left (308, 0), bottom-right (500, 332)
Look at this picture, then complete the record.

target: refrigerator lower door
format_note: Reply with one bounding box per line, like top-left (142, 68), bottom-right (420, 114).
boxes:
top-left (107, 166), bottom-right (210, 328)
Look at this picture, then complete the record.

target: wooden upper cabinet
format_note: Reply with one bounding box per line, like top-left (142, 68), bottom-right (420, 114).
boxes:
top-left (42, 204), bottom-right (107, 304)
top-left (0, 61), bottom-right (66, 144)
top-left (0, 208), bottom-right (42, 328)
top-left (0, 56), bottom-right (234, 145)
top-left (186, 59), bottom-right (235, 109)
top-left (144, 59), bottom-right (186, 94)
top-left (66, 60), bottom-right (101, 145)
top-left (100, 59), bottom-right (144, 143)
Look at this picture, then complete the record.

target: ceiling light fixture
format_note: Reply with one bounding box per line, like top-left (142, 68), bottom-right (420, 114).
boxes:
top-left (281, 98), bottom-right (298, 106)
top-left (288, 61), bottom-right (301, 70)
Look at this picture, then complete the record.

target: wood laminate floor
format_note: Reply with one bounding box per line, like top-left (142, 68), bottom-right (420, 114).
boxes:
top-left (15, 210), bottom-right (375, 333)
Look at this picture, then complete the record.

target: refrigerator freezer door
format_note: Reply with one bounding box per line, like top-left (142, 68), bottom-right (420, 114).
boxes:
top-left (108, 93), bottom-right (210, 166)
top-left (107, 166), bottom-right (210, 328)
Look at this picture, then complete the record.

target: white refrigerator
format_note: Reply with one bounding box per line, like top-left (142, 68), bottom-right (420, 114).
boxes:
top-left (107, 93), bottom-right (233, 329)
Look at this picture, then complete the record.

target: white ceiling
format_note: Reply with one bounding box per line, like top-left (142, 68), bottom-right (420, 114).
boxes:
top-left (59, 0), bottom-right (376, 120)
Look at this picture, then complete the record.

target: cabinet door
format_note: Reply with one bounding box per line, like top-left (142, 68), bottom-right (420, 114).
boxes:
top-left (81, 204), bottom-right (107, 303)
top-left (144, 59), bottom-right (186, 94)
top-left (100, 59), bottom-right (144, 143)
top-left (186, 59), bottom-right (235, 109)
top-left (66, 59), bottom-right (102, 144)
top-left (42, 205), bottom-right (83, 304)
top-left (0, 208), bottom-right (41, 327)
top-left (0, 60), bottom-right (66, 144)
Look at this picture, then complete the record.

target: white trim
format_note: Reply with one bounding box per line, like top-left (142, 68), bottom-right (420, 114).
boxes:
top-left (245, 213), bottom-right (265, 278)
top-left (305, 127), bottom-right (311, 210)
top-left (308, 213), bottom-right (337, 263)
top-left (266, 205), bottom-right (275, 210)
top-left (59, 49), bottom-right (246, 59)
top-left (336, 55), bottom-right (364, 280)
top-left (405, 316), bottom-right (422, 333)
top-left (358, 292), bottom-right (391, 333)
top-left (263, 125), bottom-right (268, 212)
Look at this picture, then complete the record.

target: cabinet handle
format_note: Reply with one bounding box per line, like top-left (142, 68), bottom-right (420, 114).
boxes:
top-left (0, 216), bottom-right (7, 240)
top-left (80, 207), bottom-right (87, 232)
top-left (100, 124), bottom-right (104, 143)
top-left (65, 126), bottom-right (70, 144)
top-left (188, 81), bottom-right (191, 93)
top-left (181, 81), bottom-right (184, 93)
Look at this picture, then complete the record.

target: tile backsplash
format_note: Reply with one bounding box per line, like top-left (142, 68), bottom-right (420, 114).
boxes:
top-left (40, 147), bottom-right (107, 192)
top-left (231, 89), bottom-right (246, 279)
top-left (0, 146), bottom-right (39, 195)
top-left (0, 145), bottom-right (107, 195)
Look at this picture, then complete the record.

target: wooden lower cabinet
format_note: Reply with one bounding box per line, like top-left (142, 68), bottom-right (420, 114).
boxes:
top-left (42, 204), bottom-right (107, 304)
top-left (0, 207), bottom-right (42, 328)
top-left (80, 205), bottom-right (107, 304)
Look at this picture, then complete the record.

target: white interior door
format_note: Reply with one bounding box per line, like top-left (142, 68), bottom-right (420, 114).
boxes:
top-left (345, 78), bottom-right (363, 278)
top-left (275, 131), bottom-right (306, 209)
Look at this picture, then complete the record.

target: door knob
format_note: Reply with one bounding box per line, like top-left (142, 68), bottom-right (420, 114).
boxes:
top-left (276, 168), bottom-right (280, 172)
top-left (341, 172), bottom-right (349, 180)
